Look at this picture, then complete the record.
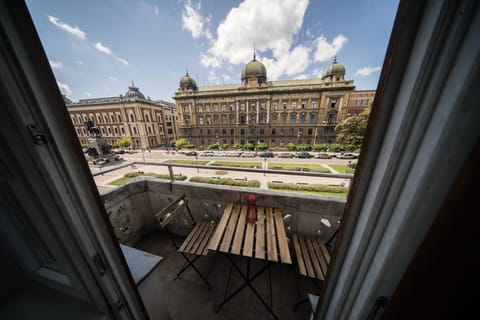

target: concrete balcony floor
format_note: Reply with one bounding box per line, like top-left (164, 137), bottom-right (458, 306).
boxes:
top-left (135, 231), bottom-right (316, 320)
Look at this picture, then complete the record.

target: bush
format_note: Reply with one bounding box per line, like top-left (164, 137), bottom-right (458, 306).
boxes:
top-left (154, 174), bottom-right (187, 181)
top-left (208, 143), bottom-right (219, 150)
top-left (184, 144), bottom-right (195, 149)
top-left (343, 144), bottom-right (357, 152)
top-left (256, 142), bottom-right (268, 150)
top-left (190, 176), bottom-right (260, 188)
top-left (286, 143), bottom-right (296, 151)
top-left (125, 171), bottom-right (145, 178)
top-left (221, 144), bottom-right (229, 150)
top-left (233, 143), bottom-right (242, 150)
top-left (329, 143), bottom-right (345, 152)
top-left (312, 144), bottom-right (328, 151)
top-left (244, 143), bottom-right (255, 150)
top-left (297, 144), bottom-right (312, 151)
top-left (267, 182), bottom-right (347, 194)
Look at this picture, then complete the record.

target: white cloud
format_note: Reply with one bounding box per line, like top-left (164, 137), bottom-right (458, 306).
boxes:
top-left (262, 45), bottom-right (310, 80)
top-left (83, 92), bottom-right (92, 97)
top-left (294, 74), bottom-right (308, 80)
top-left (181, 0), bottom-right (212, 40)
top-left (94, 42), bottom-right (112, 55)
top-left (200, 0), bottom-right (310, 80)
top-left (109, 76), bottom-right (119, 81)
top-left (154, 4), bottom-right (159, 15)
top-left (48, 15), bottom-right (86, 39)
top-left (313, 34), bottom-right (347, 62)
top-left (312, 68), bottom-right (324, 78)
top-left (222, 74), bottom-right (231, 83)
top-left (354, 66), bottom-right (381, 76)
top-left (49, 60), bottom-right (63, 69)
top-left (94, 42), bottom-right (129, 65)
top-left (77, 60), bottom-right (84, 65)
top-left (57, 81), bottom-right (72, 95)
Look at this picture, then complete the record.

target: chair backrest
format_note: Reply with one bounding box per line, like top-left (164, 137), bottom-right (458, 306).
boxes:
top-left (154, 194), bottom-right (189, 229)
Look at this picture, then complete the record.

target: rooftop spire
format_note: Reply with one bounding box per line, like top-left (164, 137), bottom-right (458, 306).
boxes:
top-left (130, 80), bottom-right (135, 87)
top-left (186, 67), bottom-right (189, 76)
top-left (253, 41), bottom-right (256, 60)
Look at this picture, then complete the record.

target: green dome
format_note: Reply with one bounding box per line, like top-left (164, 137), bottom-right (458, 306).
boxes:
top-left (322, 58), bottom-right (346, 80)
top-left (241, 54), bottom-right (267, 81)
top-left (179, 73), bottom-right (197, 90)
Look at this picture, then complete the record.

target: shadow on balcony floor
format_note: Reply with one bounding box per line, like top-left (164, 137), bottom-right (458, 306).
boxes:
top-left (135, 231), bottom-right (314, 320)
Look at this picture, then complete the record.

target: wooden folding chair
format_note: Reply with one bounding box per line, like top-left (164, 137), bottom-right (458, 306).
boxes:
top-left (154, 194), bottom-right (217, 290)
top-left (291, 228), bottom-right (338, 311)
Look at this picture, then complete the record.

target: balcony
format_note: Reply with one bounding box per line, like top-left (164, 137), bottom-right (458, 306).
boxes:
top-left (101, 178), bottom-right (345, 319)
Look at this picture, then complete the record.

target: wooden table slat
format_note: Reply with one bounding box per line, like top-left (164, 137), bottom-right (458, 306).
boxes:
top-left (255, 207), bottom-right (266, 260)
top-left (219, 204), bottom-right (241, 253)
top-left (266, 208), bottom-right (278, 262)
top-left (208, 203), bottom-right (233, 251)
top-left (292, 234), bottom-right (307, 276)
top-left (273, 208), bottom-right (292, 264)
top-left (243, 209), bottom-right (256, 257)
top-left (306, 236), bottom-right (324, 280)
top-left (231, 205), bottom-right (248, 255)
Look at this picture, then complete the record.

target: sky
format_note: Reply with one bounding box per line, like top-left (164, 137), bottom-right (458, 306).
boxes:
top-left (26, 0), bottom-right (399, 102)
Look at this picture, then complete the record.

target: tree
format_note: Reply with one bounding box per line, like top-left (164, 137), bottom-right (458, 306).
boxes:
top-left (335, 109), bottom-right (370, 147)
top-left (256, 142), bottom-right (268, 150)
top-left (173, 138), bottom-right (188, 148)
top-left (116, 137), bottom-right (132, 149)
top-left (244, 143), bottom-right (254, 150)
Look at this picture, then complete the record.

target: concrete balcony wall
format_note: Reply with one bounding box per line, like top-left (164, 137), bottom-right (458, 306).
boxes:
top-left (102, 177), bottom-right (346, 246)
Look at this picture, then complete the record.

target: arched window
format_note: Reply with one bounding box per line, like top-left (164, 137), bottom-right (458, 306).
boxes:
top-left (121, 127), bottom-right (125, 134)
top-left (104, 115), bottom-right (108, 123)
top-left (133, 127), bottom-right (137, 134)
top-left (145, 114), bottom-right (150, 122)
top-left (130, 114), bottom-right (135, 122)
top-left (97, 116), bottom-right (102, 123)
top-left (148, 127), bottom-right (152, 134)
top-left (108, 128), bottom-right (112, 134)
top-left (71, 117), bottom-right (76, 124)
top-left (114, 128), bottom-right (118, 134)
top-left (111, 115), bottom-right (115, 123)
top-left (101, 128), bottom-right (105, 134)
top-left (118, 114), bottom-right (122, 122)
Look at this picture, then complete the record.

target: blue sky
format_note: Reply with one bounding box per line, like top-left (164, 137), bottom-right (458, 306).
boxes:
top-left (26, 0), bottom-right (398, 102)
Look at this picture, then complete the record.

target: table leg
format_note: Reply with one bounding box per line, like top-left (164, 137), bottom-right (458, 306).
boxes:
top-left (216, 255), bottom-right (278, 320)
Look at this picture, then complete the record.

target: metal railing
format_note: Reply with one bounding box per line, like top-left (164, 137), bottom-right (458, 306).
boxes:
top-left (92, 160), bottom-right (354, 180)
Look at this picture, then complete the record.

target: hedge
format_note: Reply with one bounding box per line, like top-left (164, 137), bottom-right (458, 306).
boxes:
top-left (190, 176), bottom-right (260, 188)
top-left (267, 182), bottom-right (347, 194)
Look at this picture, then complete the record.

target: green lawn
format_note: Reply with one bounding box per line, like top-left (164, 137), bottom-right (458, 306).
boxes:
top-left (189, 176), bottom-right (260, 188)
top-left (328, 164), bottom-right (356, 174)
top-left (211, 161), bottom-right (262, 168)
top-left (108, 177), bottom-right (132, 186)
top-left (270, 188), bottom-right (347, 197)
top-left (164, 159), bottom-right (210, 165)
top-left (108, 173), bottom-right (187, 186)
top-left (268, 162), bottom-right (330, 173)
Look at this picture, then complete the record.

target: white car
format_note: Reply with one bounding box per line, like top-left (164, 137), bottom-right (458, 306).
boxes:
top-left (337, 152), bottom-right (357, 159)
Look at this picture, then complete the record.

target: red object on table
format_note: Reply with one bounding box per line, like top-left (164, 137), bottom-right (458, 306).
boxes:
top-left (245, 194), bottom-right (258, 223)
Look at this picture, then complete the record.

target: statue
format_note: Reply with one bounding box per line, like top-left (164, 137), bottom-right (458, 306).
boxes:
top-left (85, 119), bottom-right (101, 137)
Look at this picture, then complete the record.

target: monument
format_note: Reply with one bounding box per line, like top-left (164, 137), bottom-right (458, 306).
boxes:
top-left (84, 120), bottom-right (118, 166)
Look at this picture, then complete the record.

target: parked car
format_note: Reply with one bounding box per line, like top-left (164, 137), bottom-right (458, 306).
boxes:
top-left (337, 152), bottom-right (357, 159)
top-left (258, 151), bottom-right (274, 158)
top-left (277, 152), bottom-right (293, 158)
top-left (185, 151), bottom-right (197, 156)
top-left (295, 151), bottom-right (313, 159)
top-left (315, 152), bottom-right (332, 159)
top-left (241, 152), bottom-right (256, 157)
top-left (199, 151), bottom-right (214, 157)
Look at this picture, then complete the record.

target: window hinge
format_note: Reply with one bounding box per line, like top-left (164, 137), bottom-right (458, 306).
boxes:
top-left (27, 124), bottom-right (46, 145)
top-left (93, 254), bottom-right (107, 275)
top-left (367, 296), bottom-right (388, 320)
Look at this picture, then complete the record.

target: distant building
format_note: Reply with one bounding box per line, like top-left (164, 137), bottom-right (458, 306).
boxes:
top-left (173, 56), bottom-right (375, 148)
top-left (346, 89), bottom-right (376, 116)
top-left (66, 84), bottom-right (177, 148)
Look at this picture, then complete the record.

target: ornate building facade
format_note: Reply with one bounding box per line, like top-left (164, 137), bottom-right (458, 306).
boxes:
top-left (66, 84), bottom-right (178, 149)
top-left (174, 56), bottom-right (373, 148)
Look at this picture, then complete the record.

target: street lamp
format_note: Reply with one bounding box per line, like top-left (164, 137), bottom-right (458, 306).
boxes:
top-left (296, 131), bottom-right (302, 155)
